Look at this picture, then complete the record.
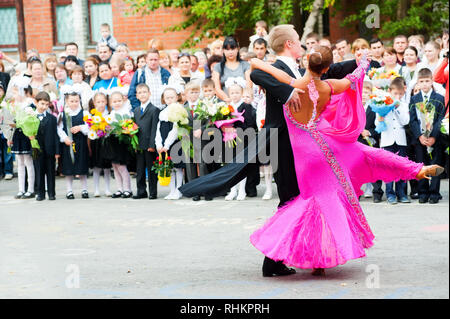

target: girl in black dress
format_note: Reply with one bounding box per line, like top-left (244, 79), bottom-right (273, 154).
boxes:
top-left (57, 92), bottom-right (89, 199)
top-left (155, 87), bottom-right (185, 200)
top-left (88, 92), bottom-right (112, 197)
top-left (106, 91), bottom-right (133, 198)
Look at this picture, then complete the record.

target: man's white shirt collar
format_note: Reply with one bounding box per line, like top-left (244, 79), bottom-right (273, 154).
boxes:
top-left (277, 55), bottom-right (302, 79)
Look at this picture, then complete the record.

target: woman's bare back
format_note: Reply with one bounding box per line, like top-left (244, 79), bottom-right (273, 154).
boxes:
top-left (291, 79), bottom-right (333, 125)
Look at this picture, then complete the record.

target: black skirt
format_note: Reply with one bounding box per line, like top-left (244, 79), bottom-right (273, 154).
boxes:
top-left (60, 133), bottom-right (89, 176)
top-left (103, 135), bottom-right (131, 166)
top-left (11, 129), bottom-right (32, 154)
top-left (89, 138), bottom-right (112, 169)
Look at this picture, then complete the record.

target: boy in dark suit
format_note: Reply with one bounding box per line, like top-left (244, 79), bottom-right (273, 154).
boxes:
top-left (409, 68), bottom-right (446, 204)
top-left (33, 91), bottom-right (60, 201)
top-left (132, 83), bottom-right (160, 200)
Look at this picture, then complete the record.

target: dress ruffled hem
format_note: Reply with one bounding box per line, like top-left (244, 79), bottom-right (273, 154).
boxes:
top-left (250, 193), bottom-right (374, 269)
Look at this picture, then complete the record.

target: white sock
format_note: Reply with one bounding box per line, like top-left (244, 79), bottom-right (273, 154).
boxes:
top-left (23, 155), bottom-right (35, 193)
top-left (118, 165), bottom-right (131, 192)
top-left (103, 168), bottom-right (111, 193)
top-left (112, 164), bottom-right (123, 192)
top-left (93, 167), bottom-right (101, 193)
top-left (17, 154), bottom-right (26, 193)
top-left (79, 175), bottom-right (88, 192)
top-left (66, 176), bottom-right (73, 193)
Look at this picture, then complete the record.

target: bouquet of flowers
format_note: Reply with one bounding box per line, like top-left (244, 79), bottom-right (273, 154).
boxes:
top-left (367, 68), bottom-right (401, 91)
top-left (368, 89), bottom-right (399, 133)
top-left (110, 113), bottom-right (140, 152)
top-left (195, 99), bottom-right (245, 148)
top-left (151, 152), bottom-right (174, 186)
top-left (83, 109), bottom-right (112, 140)
top-left (415, 100), bottom-right (436, 158)
top-left (167, 102), bottom-right (193, 157)
top-left (441, 114), bottom-right (449, 154)
top-left (15, 106), bottom-right (41, 159)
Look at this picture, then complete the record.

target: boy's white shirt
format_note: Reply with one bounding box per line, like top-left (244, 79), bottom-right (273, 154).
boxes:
top-left (375, 97), bottom-right (410, 148)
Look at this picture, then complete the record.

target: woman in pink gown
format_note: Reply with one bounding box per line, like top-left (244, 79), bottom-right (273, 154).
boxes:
top-left (249, 46), bottom-right (444, 275)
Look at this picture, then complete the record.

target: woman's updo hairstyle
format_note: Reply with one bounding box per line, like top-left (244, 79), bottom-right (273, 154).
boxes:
top-left (308, 45), bottom-right (333, 74)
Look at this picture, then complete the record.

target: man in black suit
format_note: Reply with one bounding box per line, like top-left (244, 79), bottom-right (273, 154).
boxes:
top-left (132, 83), bottom-right (160, 200)
top-left (33, 92), bottom-right (60, 201)
top-left (409, 68), bottom-right (446, 204)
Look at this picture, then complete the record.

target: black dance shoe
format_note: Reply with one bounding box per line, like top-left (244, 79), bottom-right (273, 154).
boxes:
top-left (21, 192), bottom-right (35, 199)
top-left (66, 192), bottom-right (75, 200)
top-left (205, 196), bottom-right (213, 201)
top-left (81, 191), bottom-right (89, 199)
top-left (262, 257), bottom-right (296, 277)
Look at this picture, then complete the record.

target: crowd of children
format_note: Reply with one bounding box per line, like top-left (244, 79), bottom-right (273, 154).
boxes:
top-left (0, 21), bottom-right (448, 204)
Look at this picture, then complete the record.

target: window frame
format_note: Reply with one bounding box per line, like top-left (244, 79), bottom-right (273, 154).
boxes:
top-left (51, 0), bottom-right (112, 46)
top-left (0, 0), bottom-right (19, 49)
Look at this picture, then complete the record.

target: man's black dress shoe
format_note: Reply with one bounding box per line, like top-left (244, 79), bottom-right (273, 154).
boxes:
top-left (192, 195), bottom-right (201, 201)
top-left (262, 257), bottom-right (296, 277)
top-left (205, 196), bottom-right (213, 201)
top-left (132, 193), bottom-right (147, 199)
top-left (149, 195), bottom-right (157, 200)
top-left (36, 196), bottom-right (45, 201)
top-left (419, 197), bottom-right (429, 204)
top-left (48, 196), bottom-right (56, 201)
top-left (373, 198), bottom-right (382, 203)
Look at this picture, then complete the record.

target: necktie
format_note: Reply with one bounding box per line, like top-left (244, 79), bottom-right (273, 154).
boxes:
top-left (141, 105), bottom-right (145, 115)
top-left (38, 114), bottom-right (44, 121)
top-left (424, 94), bottom-right (429, 105)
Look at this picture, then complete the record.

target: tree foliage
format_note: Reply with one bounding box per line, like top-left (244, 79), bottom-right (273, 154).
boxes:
top-left (124, 0), bottom-right (334, 48)
top-left (340, 0), bottom-right (449, 40)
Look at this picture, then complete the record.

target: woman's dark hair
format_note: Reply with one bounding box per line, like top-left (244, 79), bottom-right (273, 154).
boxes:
top-left (89, 54), bottom-right (102, 63)
top-left (89, 92), bottom-right (111, 113)
top-left (220, 36), bottom-right (242, 78)
top-left (64, 55), bottom-right (79, 65)
top-left (308, 45), bottom-right (333, 74)
top-left (405, 46), bottom-right (418, 57)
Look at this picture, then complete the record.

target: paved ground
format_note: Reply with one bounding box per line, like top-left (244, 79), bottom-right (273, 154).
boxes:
top-left (0, 176), bottom-right (448, 299)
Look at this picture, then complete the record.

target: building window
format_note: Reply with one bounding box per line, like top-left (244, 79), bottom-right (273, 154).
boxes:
top-left (54, 1), bottom-right (74, 44)
top-left (52, 0), bottom-right (112, 45)
top-left (89, 0), bottom-right (113, 43)
top-left (0, 3), bottom-right (18, 47)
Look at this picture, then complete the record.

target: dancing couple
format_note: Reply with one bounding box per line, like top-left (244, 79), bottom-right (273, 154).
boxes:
top-left (180, 25), bottom-right (444, 277)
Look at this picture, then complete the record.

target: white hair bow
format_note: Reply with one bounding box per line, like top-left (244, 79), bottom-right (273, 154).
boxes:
top-left (224, 77), bottom-right (247, 89)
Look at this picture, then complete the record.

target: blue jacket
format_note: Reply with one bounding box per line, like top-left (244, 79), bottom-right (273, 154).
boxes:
top-left (409, 90), bottom-right (445, 144)
top-left (128, 67), bottom-right (171, 109)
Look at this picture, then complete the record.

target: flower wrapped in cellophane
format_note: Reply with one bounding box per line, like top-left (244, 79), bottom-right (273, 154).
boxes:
top-left (369, 89), bottom-right (399, 133)
top-left (110, 114), bottom-right (140, 152)
top-left (367, 68), bottom-right (401, 91)
top-left (0, 99), bottom-right (16, 141)
top-left (83, 109), bottom-right (112, 140)
top-left (167, 102), bottom-right (192, 157)
top-left (15, 106), bottom-right (41, 158)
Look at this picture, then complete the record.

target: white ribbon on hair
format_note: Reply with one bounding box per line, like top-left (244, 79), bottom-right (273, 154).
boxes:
top-left (224, 76), bottom-right (247, 89)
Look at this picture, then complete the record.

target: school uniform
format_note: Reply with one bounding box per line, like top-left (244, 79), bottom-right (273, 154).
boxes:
top-left (376, 99), bottom-right (410, 202)
top-left (133, 100), bottom-right (160, 198)
top-left (34, 111), bottom-right (59, 199)
top-left (155, 106), bottom-right (184, 169)
top-left (89, 111), bottom-right (112, 170)
top-left (57, 107), bottom-right (89, 176)
top-left (409, 89), bottom-right (446, 203)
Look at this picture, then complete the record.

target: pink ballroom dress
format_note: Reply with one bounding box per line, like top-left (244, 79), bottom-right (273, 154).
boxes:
top-left (250, 60), bottom-right (424, 269)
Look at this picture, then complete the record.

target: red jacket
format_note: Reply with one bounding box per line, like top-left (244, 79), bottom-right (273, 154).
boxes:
top-left (434, 58), bottom-right (449, 114)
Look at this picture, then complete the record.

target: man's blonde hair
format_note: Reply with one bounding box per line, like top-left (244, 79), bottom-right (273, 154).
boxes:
top-left (269, 25), bottom-right (296, 54)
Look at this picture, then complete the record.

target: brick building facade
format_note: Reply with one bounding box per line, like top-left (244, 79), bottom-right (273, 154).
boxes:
top-left (0, 0), bottom-right (358, 59)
